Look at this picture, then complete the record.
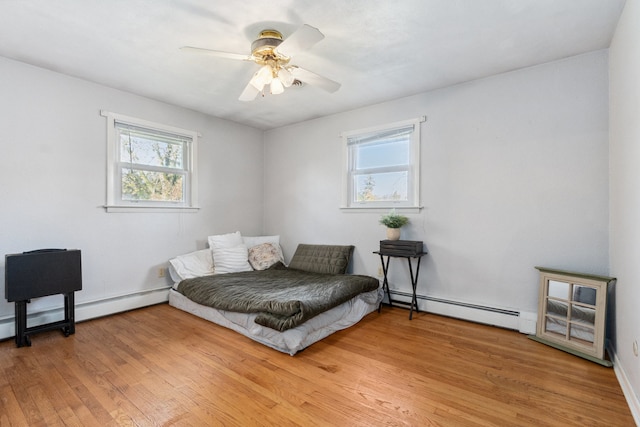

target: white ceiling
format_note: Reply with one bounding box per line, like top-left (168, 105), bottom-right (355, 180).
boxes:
top-left (0, 1), bottom-right (626, 130)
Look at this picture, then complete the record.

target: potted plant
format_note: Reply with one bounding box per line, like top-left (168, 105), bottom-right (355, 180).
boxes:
top-left (379, 210), bottom-right (409, 240)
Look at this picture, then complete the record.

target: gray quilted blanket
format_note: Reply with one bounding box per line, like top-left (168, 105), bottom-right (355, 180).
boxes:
top-left (176, 263), bottom-right (379, 331)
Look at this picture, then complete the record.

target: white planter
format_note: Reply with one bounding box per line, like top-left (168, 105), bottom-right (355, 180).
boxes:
top-left (386, 227), bottom-right (401, 240)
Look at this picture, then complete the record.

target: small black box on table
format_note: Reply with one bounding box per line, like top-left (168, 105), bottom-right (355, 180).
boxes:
top-left (379, 240), bottom-right (424, 256)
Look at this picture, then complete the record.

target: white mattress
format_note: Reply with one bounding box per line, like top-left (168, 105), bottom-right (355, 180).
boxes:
top-left (168, 287), bottom-right (383, 355)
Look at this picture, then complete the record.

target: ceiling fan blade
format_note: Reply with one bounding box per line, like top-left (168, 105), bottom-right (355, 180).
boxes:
top-left (180, 46), bottom-right (253, 61)
top-left (275, 24), bottom-right (324, 58)
top-left (290, 67), bottom-right (341, 93)
top-left (239, 80), bottom-right (260, 101)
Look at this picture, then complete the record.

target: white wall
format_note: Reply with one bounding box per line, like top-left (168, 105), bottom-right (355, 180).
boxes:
top-left (609, 0), bottom-right (640, 421)
top-left (264, 51), bottom-right (610, 325)
top-left (0, 56), bottom-right (264, 334)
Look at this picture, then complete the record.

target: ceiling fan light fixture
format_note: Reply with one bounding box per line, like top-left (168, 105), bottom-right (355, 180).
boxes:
top-left (181, 24), bottom-right (339, 101)
top-left (278, 67), bottom-right (294, 87)
top-left (250, 65), bottom-right (273, 90)
top-left (270, 77), bottom-right (284, 95)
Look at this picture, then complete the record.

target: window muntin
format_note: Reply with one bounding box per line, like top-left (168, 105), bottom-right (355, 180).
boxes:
top-left (342, 118), bottom-right (421, 209)
top-left (103, 111), bottom-right (199, 212)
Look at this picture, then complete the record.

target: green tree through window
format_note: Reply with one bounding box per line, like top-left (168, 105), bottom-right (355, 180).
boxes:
top-left (119, 134), bottom-right (185, 202)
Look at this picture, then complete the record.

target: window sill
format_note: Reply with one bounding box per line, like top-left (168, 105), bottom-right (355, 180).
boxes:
top-left (340, 206), bottom-right (423, 214)
top-left (104, 205), bottom-right (200, 213)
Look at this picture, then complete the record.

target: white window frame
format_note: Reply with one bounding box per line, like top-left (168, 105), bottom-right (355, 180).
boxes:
top-left (341, 117), bottom-right (424, 212)
top-left (102, 111), bottom-right (199, 213)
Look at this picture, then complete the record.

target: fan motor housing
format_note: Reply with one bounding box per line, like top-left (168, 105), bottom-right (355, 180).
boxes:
top-left (251, 29), bottom-right (284, 58)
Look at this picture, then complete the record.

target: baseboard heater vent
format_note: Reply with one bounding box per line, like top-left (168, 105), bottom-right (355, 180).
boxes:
top-left (389, 290), bottom-right (519, 316)
top-left (0, 286), bottom-right (171, 341)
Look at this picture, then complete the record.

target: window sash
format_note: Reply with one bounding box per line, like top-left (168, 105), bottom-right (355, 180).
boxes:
top-left (120, 167), bottom-right (186, 203)
top-left (352, 142), bottom-right (410, 172)
top-left (346, 124), bottom-right (414, 146)
top-left (114, 121), bottom-right (192, 205)
top-left (341, 118), bottom-right (422, 209)
top-left (116, 122), bottom-right (189, 170)
top-left (103, 111), bottom-right (199, 211)
top-left (352, 171), bottom-right (410, 203)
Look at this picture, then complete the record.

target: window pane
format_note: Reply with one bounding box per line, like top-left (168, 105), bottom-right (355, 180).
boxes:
top-left (573, 285), bottom-right (597, 305)
top-left (569, 303), bottom-right (595, 328)
top-left (548, 280), bottom-right (569, 300)
top-left (121, 168), bottom-right (184, 202)
top-left (546, 299), bottom-right (567, 318)
top-left (120, 135), bottom-right (184, 169)
top-left (355, 139), bottom-right (409, 170)
top-left (354, 171), bottom-right (408, 202)
top-left (569, 323), bottom-right (595, 345)
top-left (545, 316), bottom-right (567, 337)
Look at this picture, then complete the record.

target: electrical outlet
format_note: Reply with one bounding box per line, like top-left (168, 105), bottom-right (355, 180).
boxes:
top-left (633, 340), bottom-right (638, 357)
top-left (377, 267), bottom-right (384, 277)
top-left (158, 267), bottom-right (166, 278)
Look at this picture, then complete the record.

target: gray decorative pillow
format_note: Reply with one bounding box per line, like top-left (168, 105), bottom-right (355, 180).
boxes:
top-left (288, 244), bottom-right (355, 275)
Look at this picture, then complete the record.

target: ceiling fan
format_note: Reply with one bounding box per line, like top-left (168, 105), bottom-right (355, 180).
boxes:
top-left (181, 24), bottom-right (341, 101)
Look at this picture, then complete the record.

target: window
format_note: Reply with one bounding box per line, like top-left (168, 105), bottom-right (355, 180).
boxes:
top-left (102, 111), bottom-right (199, 212)
top-left (342, 117), bottom-right (423, 210)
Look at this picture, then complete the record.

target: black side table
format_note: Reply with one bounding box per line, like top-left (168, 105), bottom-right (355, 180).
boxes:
top-left (374, 250), bottom-right (427, 319)
top-left (13, 292), bottom-right (76, 347)
top-left (5, 249), bottom-right (82, 347)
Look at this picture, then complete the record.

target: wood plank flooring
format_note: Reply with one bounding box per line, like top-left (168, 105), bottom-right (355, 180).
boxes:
top-left (0, 303), bottom-right (635, 426)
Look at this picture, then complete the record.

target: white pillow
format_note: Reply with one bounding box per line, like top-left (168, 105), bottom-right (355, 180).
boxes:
top-left (169, 249), bottom-right (214, 280)
top-left (248, 242), bottom-right (284, 270)
top-left (212, 244), bottom-right (252, 274)
top-left (208, 231), bottom-right (243, 250)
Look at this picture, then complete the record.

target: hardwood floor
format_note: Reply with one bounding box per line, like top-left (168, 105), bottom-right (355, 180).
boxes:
top-left (0, 303), bottom-right (635, 426)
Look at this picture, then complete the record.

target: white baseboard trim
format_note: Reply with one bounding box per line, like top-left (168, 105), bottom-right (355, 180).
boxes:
top-left (0, 287), bottom-right (171, 341)
top-left (388, 290), bottom-right (537, 334)
top-left (609, 344), bottom-right (640, 426)
top-left (1, 288), bottom-right (536, 343)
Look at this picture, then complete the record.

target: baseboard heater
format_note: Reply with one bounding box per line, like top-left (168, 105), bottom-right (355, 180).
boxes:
top-left (389, 290), bottom-right (519, 316)
top-left (386, 288), bottom-right (542, 334)
top-left (0, 286), bottom-right (171, 341)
